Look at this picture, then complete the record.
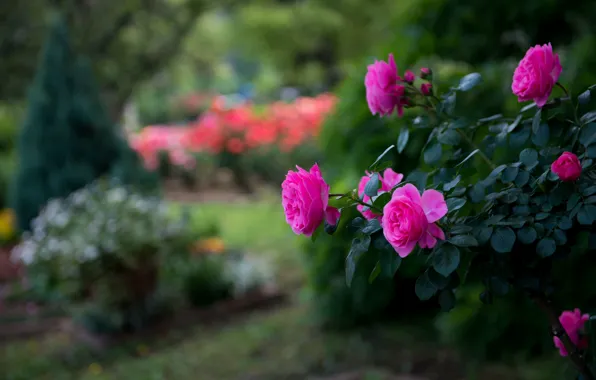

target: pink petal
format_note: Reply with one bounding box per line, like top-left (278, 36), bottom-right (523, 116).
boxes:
top-left (388, 53), bottom-right (397, 72)
top-left (382, 168), bottom-right (404, 190)
top-left (394, 240), bottom-right (417, 258)
top-left (418, 231), bottom-right (436, 249)
top-left (325, 206), bottom-right (341, 226)
top-left (428, 223), bottom-right (446, 240)
top-left (421, 189), bottom-right (448, 223)
top-left (392, 183), bottom-right (421, 204)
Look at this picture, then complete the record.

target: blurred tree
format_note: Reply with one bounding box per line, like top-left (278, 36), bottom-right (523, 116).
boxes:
top-left (226, 0), bottom-right (403, 91)
top-left (10, 16), bottom-right (157, 231)
top-left (0, 0), bottom-right (229, 119)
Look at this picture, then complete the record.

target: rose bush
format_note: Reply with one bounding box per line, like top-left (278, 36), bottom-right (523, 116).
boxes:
top-left (282, 43), bottom-right (596, 378)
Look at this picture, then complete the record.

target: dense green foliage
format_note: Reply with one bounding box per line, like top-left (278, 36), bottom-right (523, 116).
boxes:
top-left (305, 1), bottom-right (596, 367)
top-left (10, 17), bottom-right (158, 231)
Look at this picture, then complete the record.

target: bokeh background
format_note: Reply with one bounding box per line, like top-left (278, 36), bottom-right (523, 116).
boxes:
top-left (2, 1), bottom-right (596, 379)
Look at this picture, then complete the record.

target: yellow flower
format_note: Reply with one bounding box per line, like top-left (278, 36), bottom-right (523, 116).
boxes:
top-left (88, 363), bottom-right (103, 375)
top-left (192, 237), bottom-right (225, 254)
top-left (0, 209), bottom-right (15, 241)
top-left (136, 344), bottom-right (149, 356)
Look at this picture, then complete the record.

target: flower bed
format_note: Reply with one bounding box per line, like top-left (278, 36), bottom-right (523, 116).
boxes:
top-left (128, 94), bottom-right (336, 191)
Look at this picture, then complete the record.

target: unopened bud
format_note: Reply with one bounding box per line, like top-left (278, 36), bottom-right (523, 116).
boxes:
top-left (403, 70), bottom-right (415, 84)
top-left (420, 67), bottom-right (432, 80)
top-left (420, 83), bottom-right (433, 96)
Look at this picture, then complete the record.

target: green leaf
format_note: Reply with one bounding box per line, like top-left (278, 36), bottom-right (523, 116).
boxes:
top-left (379, 247), bottom-right (401, 278)
top-left (584, 186), bottom-right (596, 197)
top-left (443, 175), bottom-right (461, 192)
top-left (532, 109), bottom-right (542, 133)
top-left (368, 262), bottom-right (382, 283)
top-left (479, 114), bottom-right (503, 124)
top-left (449, 234), bottom-right (478, 247)
top-left (581, 112), bottom-right (596, 125)
top-left (536, 238), bottom-right (556, 257)
top-left (311, 224), bottom-right (324, 242)
top-left (485, 214), bottom-right (506, 225)
top-left (476, 227), bottom-right (493, 244)
top-left (372, 192), bottom-right (391, 210)
top-left (567, 193), bottom-right (581, 211)
top-left (586, 195), bottom-right (596, 204)
top-left (424, 143), bottom-right (442, 165)
top-left (362, 218), bottom-right (382, 235)
top-left (441, 93), bottom-right (456, 114)
top-left (532, 123), bottom-right (550, 147)
top-left (501, 166), bottom-right (519, 183)
top-left (415, 272), bottom-right (438, 301)
top-left (427, 268), bottom-right (449, 289)
top-left (515, 171), bottom-right (531, 187)
top-left (406, 171), bottom-right (428, 191)
top-left (324, 219), bottom-right (338, 235)
top-left (519, 148), bottom-right (539, 170)
top-left (587, 144), bottom-right (596, 159)
top-left (507, 115), bottom-right (523, 133)
top-left (345, 235), bottom-right (372, 286)
top-left (570, 202), bottom-right (583, 219)
top-left (397, 128), bottom-right (410, 153)
top-left (558, 216), bottom-right (573, 230)
top-left (446, 197), bottom-right (466, 213)
top-left (456, 149), bottom-right (479, 167)
top-left (578, 205), bottom-right (596, 225)
top-left (450, 225), bottom-right (473, 235)
top-left (578, 90), bottom-right (591, 105)
top-left (364, 173), bottom-right (381, 197)
top-left (517, 226), bottom-right (537, 244)
top-left (579, 123), bottom-right (596, 146)
top-left (553, 229), bottom-right (567, 245)
top-left (369, 145), bottom-right (395, 171)
top-left (490, 227), bottom-right (516, 253)
top-left (328, 194), bottom-right (355, 209)
top-left (521, 103), bottom-right (537, 112)
top-left (489, 164), bottom-right (507, 178)
top-left (457, 72), bottom-right (481, 91)
top-left (433, 244), bottom-right (460, 277)
top-left (437, 129), bottom-right (461, 145)
top-left (535, 212), bottom-right (549, 221)
top-left (438, 289), bottom-right (456, 312)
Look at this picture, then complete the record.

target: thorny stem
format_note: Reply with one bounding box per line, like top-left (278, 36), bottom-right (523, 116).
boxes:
top-left (454, 129), bottom-right (496, 170)
top-left (329, 193), bottom-right (382, 213)
top-left (531, 294), bottom-right (595, 380)
top-left (557, 82), bottom-right (582, 128)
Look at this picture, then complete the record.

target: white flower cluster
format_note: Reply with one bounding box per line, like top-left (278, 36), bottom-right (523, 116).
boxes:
top-left (12, 181), bottom-right (188, 278)
top-left (224, 255), bottom-right (274, 297)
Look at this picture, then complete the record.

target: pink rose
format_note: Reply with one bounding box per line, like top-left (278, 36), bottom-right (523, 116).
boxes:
top-left (512, 43), bottom-right (562, 108)
top-left (365, 53), bottom-right (407, 117)
top-left (382, 184), bottom-right (447, 257)
top-left (551, 152), bottom-right (582, 182)
top-left (554, 308), bottom-right (589, 357)
top-left (404, 70), bottom-right (416, 84)
top-left (357, 168), bottom-right (404, 221)
top-left (420, 83), bottom-right (432, 96)
top-left (281, 163), bottom-right (338, 236)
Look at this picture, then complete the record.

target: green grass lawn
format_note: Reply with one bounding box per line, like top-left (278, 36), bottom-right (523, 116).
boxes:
top-left (174, 197), bottom-right (305, 290)
top-left (0, 197), bottom-right (566, 380)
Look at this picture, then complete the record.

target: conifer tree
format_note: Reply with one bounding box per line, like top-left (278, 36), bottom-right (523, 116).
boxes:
top-left (11, 16), bottom-right (158, 231)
